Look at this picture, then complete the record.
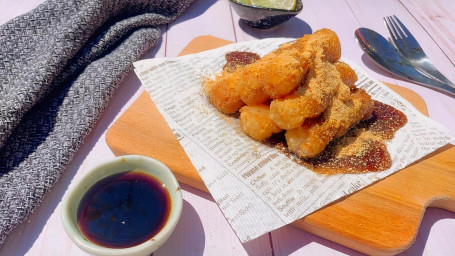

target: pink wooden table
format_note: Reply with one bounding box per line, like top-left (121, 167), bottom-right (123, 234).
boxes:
top-left (1, 0), bottom-right (454, 255)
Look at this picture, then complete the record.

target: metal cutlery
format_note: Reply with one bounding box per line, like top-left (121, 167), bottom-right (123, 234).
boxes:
top-left (354, 27), bottom-right (455, 96)
top-left (384, 15), bottom-right (455, 87)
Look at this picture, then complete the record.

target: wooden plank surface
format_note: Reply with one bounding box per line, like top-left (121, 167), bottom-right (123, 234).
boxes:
top-left (1, 1), bottom-right (454, 256)
top-left (105, 35), bottom-right (454, 256)
top-left (399, 0), bottom-right (455, 66)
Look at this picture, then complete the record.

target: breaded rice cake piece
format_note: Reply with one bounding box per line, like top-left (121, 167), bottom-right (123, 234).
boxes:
top-left (239, 105), bottom-right (282, 141)
top-left (269, 51), bottom-right (342, 130)
top-left (285, 89), bottom-right (374, 158)
top-left (205, 72), bottom-right (244, 114)
top-left (335, 61), bottom-right (358, 90)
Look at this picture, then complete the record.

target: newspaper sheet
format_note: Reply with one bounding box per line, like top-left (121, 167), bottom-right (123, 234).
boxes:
top-left (133, 38), bottom-right (453, 242)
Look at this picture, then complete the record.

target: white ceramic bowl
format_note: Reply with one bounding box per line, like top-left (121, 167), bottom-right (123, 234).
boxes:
top-left (61, 155), bottom-right (182, 256)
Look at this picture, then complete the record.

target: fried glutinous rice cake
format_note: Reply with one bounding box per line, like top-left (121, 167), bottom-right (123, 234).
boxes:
top-left (204, 28), bottom-right (406, 174)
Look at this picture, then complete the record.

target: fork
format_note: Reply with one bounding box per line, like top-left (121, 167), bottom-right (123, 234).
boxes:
top-left (384, 15), bottom-right (455, 88)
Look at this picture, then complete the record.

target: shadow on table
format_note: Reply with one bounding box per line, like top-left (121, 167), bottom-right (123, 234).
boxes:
top-left (269, 225), bottom-right (365, 256)
top-left (181, 185), bottom-right (274, 256)
top-left (238, 17), bottom-right (312, 39)
top-left (360, 53), bottom-right (401, 80)
top-left (397, 208), bottom-right (455, 256)
top-left (171, 0), bottom-right (218, 27)
top-left (156, 200), bottom-right (206, 255)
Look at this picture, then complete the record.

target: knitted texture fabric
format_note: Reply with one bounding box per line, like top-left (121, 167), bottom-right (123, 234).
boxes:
top-left (0, 0), bottom-right (192, 246)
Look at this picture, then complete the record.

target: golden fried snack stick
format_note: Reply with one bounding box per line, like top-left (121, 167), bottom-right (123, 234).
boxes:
top-left (239, 105), bottom-right (282, 141)
top-left (236, 51), bottom-right (308, 105)
top-left (205, 72), bottom-right (244, 114)
top-left (274, 28), bottom-right (341, 64)
top-left (267, 29), bottom-right (344, 129)
top-left (278, 28), bottom-right (342, 64)
top-left (304, 28), bottom-right (342, 63)
top-left (234, 61), bottom-right (271, 105)
top-left (261, 52), bottom-right (309, 98)
top-left (335, 61), bottom-right (358, 90)
top-left (206, 28), bottom-right (340, 113)
top-left (269, 52), bottom-right (343, 130)
top-left (285, 89), bottom-right (374, 158)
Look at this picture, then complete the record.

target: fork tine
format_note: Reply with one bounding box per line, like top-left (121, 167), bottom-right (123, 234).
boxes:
top-left (384, 17), bottom-right (398, 40)
top-left (390, 16), bottom-right (406, 39)
top-left (389, 16), bottom-right (406, 39)
top-left (392, 15), bottom-right (412, 38)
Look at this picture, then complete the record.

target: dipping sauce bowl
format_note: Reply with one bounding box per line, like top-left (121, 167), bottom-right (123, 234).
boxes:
top-left (228, 0), bottom-right (303, 29)
top-left (61, 155), bottom-right (182, 256)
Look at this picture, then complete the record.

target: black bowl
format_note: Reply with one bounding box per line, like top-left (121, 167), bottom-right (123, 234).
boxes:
top-left (228, 0), bottom-right (303, 29)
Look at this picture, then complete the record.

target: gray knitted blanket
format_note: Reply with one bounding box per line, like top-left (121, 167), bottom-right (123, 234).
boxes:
top-left (0, 0), bottom-right (192, 246)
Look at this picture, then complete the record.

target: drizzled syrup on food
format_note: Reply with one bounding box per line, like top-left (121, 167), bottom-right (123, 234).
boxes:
top-left (270, 101), bottom-right (407, 174)
top-left (356, 100), bottom-right (409, 140)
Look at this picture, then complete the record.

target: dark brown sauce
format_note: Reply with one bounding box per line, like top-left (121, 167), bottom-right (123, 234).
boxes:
top-left (356, 100), bottom-right (408, 140)
top-left (268, 101), bottom-right (407, 174)
top-left (77, 170), bottom-right (171, 248)
top-left (223, 51), bottom-right (260, 72)
top-left (305, 135), bottom-right (392, 174)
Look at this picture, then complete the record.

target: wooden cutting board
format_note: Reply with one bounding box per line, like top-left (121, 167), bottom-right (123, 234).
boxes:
top-left (106, 36), bottom-right (455, 256)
